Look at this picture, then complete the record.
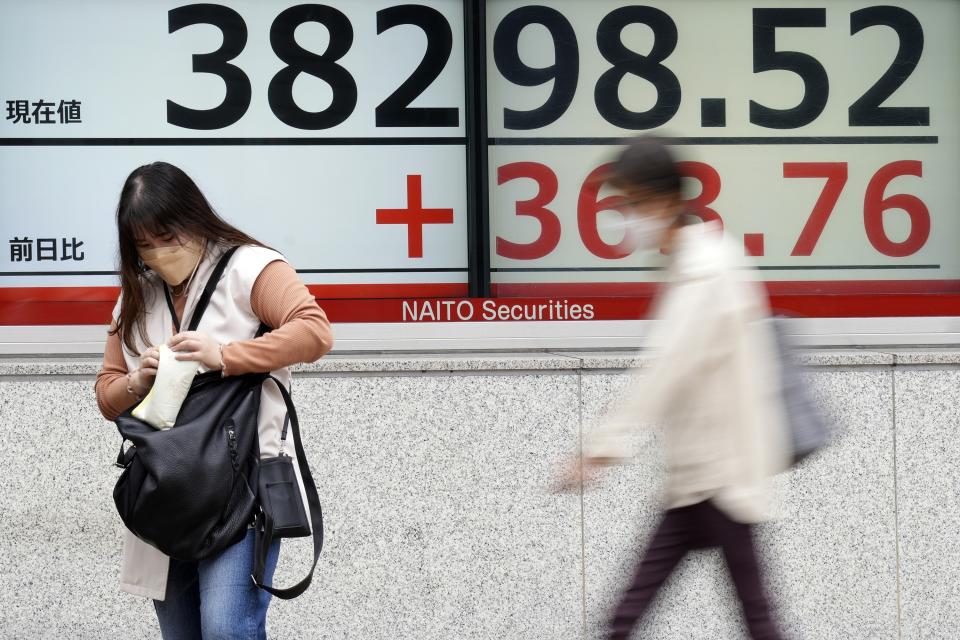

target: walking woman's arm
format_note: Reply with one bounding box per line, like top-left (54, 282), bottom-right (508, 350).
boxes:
top-left (220, 259), bottom-right (334, 375)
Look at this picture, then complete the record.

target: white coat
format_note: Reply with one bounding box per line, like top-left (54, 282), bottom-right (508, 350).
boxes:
top-left (585, 222), bottom-right (790, 523)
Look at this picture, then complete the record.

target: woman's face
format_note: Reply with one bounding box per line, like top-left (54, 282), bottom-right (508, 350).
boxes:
top-left (134, 229), bottom-right (189, 254)
top-left (134, 230), bottom-right (204, 286)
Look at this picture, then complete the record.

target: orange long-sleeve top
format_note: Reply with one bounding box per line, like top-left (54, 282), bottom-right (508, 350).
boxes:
top-left (95, 260), bottom-right (333, 420)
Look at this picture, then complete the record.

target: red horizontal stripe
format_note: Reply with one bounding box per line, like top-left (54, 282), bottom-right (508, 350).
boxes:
top-left (322, 295), bottom-right (960, 320)
top-left (0, 286), bottom-right (120, 302)
top-left (317, 297), bottom-right (654, 322)
top-left (0, 282), bottom-right (958, 325)
top-left (0, 301), bottom-right (117, 325)
top-left (767, 294), bottom-right (960, 318)
top-left (2, 280), bottom-right (953, 303)
top-left (2, 294), bottom-right (959, 324)
top-left (0, 283), bottom-right (468, 325)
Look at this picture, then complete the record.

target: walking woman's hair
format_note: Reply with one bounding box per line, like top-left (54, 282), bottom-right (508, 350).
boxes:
top-left (609, 135), bottom-right (681, 195)
top-left (112, 161), bottom-right (265, 355)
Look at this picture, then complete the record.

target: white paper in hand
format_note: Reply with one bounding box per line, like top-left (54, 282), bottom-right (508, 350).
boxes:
top-left (131, 344), bottom-right (200, 430)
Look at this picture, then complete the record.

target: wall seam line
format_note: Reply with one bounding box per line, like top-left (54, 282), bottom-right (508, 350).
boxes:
top-left (547, 351), bottom-right (590, 637)
top-left (577, 357), bottom-right (588, 639)
top-left (891, 355), bottom-right (903, 640)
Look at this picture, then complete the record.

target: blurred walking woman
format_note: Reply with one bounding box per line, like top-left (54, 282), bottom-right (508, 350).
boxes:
top-left (95, 162), bottom-right (333, 638)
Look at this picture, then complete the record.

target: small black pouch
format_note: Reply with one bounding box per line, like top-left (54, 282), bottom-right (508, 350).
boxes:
top-left (252, 380), bottom-right (324, 599)
top-left (257, 447), bottom-right (310, 538)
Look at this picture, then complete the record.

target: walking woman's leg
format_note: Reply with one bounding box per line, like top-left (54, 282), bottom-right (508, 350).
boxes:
top-left (708, 503), bottom-right (784, 640)
top-left (197, 529), bottom-right (281, 640)
top-left (607, 508), bottom-right (692, 640)
top-left (153, 558), bottom-right (203, 640)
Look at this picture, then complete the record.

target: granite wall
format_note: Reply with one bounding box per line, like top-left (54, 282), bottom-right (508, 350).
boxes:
top-left (0, 349), bottom-right (956, 639)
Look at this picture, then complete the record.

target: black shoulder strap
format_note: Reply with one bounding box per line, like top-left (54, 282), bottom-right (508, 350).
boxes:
top-left (187, 246), bottom-right (239, 332)
top-left (162, 286), bottom-right (180, 333)
top-left (162, 246), bottom-right (239, 333)
top-left (252, 375), bottom-right (324, 599)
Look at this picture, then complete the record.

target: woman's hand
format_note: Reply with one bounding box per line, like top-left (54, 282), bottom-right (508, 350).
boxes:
top-left (168, 331), bottom-right (223, 371)
top-left (550, 456), bottom-right (611, 494)
top-left (129, 346), bottom-right (160, 396)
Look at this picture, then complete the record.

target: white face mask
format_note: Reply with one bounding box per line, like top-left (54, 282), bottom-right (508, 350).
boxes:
top-left (604, 213), bottom-right (671, 253)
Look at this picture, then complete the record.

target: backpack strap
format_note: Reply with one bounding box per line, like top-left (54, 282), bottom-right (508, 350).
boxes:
top-left (162, 245), bottom-right (240, 333)
top-left (252, 375), bottom-right (324, 599)
top-left (186, 246), bottom-right (239, 332)
top-left (162, 286), bottom-right (181, 333)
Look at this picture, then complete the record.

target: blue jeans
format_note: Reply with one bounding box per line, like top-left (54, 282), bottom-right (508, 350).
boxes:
top-left (154, 529), bottom-right (281, 640)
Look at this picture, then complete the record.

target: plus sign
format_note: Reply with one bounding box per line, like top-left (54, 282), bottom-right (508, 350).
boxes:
top-left (376, 174), bottom-right (454, 258)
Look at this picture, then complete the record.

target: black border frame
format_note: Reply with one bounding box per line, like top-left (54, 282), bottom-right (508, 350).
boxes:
top-left (464, 0), bottom-right (490, 297)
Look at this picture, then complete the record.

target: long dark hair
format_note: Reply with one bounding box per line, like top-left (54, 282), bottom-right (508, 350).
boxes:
top-left (112, 161), bottom-right (265, 355)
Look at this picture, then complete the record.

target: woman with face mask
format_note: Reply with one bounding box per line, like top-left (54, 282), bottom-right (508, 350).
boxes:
top-left (94, 161), bottom-right (333, 638)
top-left (556, 137), bottom-right (790, 640)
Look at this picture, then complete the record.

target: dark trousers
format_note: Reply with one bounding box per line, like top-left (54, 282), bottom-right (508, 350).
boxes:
top-left (608, 500), bottom-right (784, 640)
